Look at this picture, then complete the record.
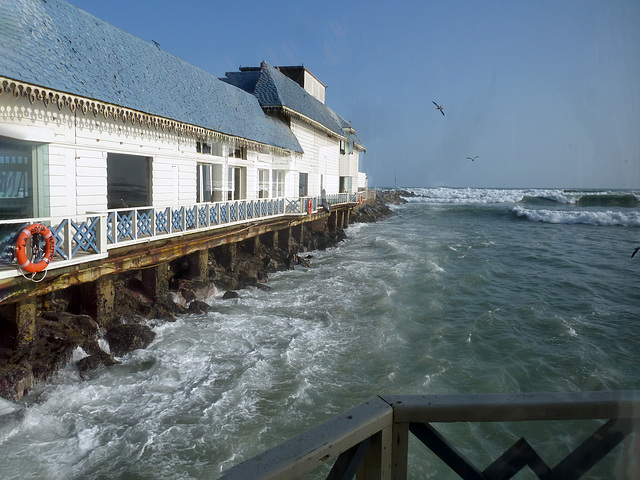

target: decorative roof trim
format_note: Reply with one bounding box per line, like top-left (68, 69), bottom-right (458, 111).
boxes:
top-left (0, 76), bottom-right (294, 156)
top-left (263, 105), bottom-right (347, 141)
top-left (354, 142), bottom-right (366, 152)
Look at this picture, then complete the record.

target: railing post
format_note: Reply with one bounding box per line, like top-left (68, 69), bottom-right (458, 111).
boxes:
top-left (357, 426), bottom-right (393, 480)
top-left (63, 218), bottom-right (72, 260)
top-left (133, 208), bottom-right (139, 239)
top-left (390, 422), bottom-right (409, 480)
top-left (97, 214), bottom-right (108, 254)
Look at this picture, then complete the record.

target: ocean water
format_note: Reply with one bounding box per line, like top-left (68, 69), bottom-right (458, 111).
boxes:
top-left (1, 187), bottom-right (639, 479)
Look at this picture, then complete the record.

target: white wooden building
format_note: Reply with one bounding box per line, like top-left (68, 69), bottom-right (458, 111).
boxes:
top-left (0, 0), bottom-right (367, 278)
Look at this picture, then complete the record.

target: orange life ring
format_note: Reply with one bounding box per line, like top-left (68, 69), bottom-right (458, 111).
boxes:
top-left (15, 223), bottom-right (55, 273)
top-left (307, 198), bottom-right (313, 214)
top-left (359, 195), bottom-right (363, 204)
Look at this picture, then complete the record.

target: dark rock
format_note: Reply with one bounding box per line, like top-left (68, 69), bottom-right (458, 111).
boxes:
top-left (0, 364), bottom-right (34, 402)
top-left (222, 291), bottom-right (240, 300)
top-left (351, 190), bottom-right (404, 223)
top-left (115, 285), bottom-right (155, 318)
top-left (187, 300), bottom-right (211, 314)
top-left (77, 350), bottom-right (120, 379)
top-left (105, 324), bottom-right (156, 356)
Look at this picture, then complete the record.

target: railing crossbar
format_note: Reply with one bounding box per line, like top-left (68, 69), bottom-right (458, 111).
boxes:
top-left (552, 417), bottom-right (636, 480)
top-left (327, 436), bottom-right (372, 480)
top-left (483, 437), bottom-right (553, 479)
top-left (410, 417), bottom-right (638, 480)
top-left (409, 422), bottom-right (484, 480)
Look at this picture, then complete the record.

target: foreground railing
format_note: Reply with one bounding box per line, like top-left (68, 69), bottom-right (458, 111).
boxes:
top-left (220, 391), bottom-right (640, 480)
top-left (0, 192), bottom-right (362, 279)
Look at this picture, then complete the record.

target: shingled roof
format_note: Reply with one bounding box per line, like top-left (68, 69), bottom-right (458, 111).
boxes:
top-left (223, 62), bottom-right (347, 139)
top-left (0, 0), bottom-right (302, 153)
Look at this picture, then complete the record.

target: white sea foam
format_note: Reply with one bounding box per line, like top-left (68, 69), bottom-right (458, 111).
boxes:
top-left (403, 187), bottom-right (575, 204)
top-left (514, 206), bottom-right (640, 227)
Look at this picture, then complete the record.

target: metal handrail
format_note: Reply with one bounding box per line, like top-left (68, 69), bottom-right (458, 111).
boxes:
top-left (220, 391), bottom-right (640, 480)
top-left (0, 192), bottom-right (361, 279)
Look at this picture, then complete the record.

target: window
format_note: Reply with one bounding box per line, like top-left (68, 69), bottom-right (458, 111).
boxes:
top-left (107, 153), bottom-right (150, 208)
top-left (272, 170), bottom-right (285, 198)
top-left (197, 163), bottom-right (212, 202)
top-left (228, 143), bottom-right (247, 160)
top-left (339, 140), bottom-right (346, 155)
top-left (198, 163), bottom-right (223, 202)
top-left (0, 136), bottom-right (49, 220)
top-left (340, 176), bottom-right (353, 193)
top-left (258, 169), bottom-right (269, 198)
top-left (227, 166), bottom-right (245, 200)
top-left (299, 172), bottom-right (308, 197)
top-left (196, 141), bottom-right (211, 154)
top-left (197, 140), bottom-right (223, 156)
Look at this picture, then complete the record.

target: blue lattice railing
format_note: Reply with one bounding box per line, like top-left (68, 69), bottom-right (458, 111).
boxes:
top-left (0, 193), bottom-right (361, 278)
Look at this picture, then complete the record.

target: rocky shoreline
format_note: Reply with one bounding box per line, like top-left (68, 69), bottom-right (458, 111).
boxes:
top-left (0, 190), bottom-right (407, 402)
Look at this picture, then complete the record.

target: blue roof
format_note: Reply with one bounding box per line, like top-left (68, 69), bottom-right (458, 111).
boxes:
top-left (223, 63), bottom-right (347, 139)
top-left (0, 0), bottom-right (302, 153)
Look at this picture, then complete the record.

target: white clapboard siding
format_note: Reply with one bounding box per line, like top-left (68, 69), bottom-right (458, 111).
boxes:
top-left (178, 160), bottom-right (196, 205)
top-left (290, 118), bottom-right (341, 196)
top-left (152, 158), bottom-right (179, 206)
top-left (75, 151), bottom-right (107, 214)
top-left (47, 146), bottom-right (75, 216)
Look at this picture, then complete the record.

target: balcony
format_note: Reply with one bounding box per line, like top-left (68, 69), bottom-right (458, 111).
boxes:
top-left (0, 193), bottom-right (363, 280)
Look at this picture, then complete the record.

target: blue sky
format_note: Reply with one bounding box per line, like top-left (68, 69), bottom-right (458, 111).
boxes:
top-left (67, 0), bottom-right (640, 189)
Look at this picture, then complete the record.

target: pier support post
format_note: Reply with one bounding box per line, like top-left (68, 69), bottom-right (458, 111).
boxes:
top-left (292, 224), bottom-right (304, 246)
top-left (142, 263), bottom-right (170, 302)
top-left (187, 250), bottom-right (209, 281)
top-left (95, 274), bottom-right (116, 327)
top-left (15, 298), bottom-right (36, 348)
top-left (242, 237), bottom-right (258, 256)
top-left (328, 211), bottom-right (337, 234)
top-left (278, 228), bottom-right (290, 252)
top-left (343, 209), bottom-right (350, 228)
top-left (215, 244), bottom-right (236, 269)
top-left (260, 231), bottom-right (277, 249)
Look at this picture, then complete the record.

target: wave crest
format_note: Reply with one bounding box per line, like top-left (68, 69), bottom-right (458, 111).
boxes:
top-left (576, 194), bottom-right (639, 208)
top-left (513, 207), bottom-right (640, 227)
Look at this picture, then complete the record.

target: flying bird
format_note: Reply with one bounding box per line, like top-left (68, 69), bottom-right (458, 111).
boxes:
top-left (432, 101), bottom-right (445, 116)
top-left (467, 156), bottom-right (479, 162)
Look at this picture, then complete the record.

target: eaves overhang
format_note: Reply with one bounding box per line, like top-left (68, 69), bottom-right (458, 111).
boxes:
top-left (263, 105), bottom-right (347, 142)
top-left (0, 76), bottom-right (299, 156)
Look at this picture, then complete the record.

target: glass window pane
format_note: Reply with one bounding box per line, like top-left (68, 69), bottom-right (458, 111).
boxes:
top-left (107, 153), bottom-right (150, 208)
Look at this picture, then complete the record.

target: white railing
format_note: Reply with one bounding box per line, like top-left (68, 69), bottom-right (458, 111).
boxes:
top-left (0, 193), bottom-right (361, 279)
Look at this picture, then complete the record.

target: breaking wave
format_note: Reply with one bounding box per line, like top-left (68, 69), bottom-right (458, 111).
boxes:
top-left (513, 207), bottom-right (640, 227)
top-left (404, 187), bottom-right (574, 205)
top-left (576, 193), bottom-right (639, 208)
top-left (402, 187), bottom-right (640, 208)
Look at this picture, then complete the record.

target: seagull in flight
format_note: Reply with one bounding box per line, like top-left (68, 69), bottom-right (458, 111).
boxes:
top-left (432, 101), bottom-right (445, 116)
top-left (466, 156), bottom-right (479, 162)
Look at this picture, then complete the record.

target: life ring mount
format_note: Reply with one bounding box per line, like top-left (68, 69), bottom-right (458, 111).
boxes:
top-left (15, 223), bottom-right (55, 274)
